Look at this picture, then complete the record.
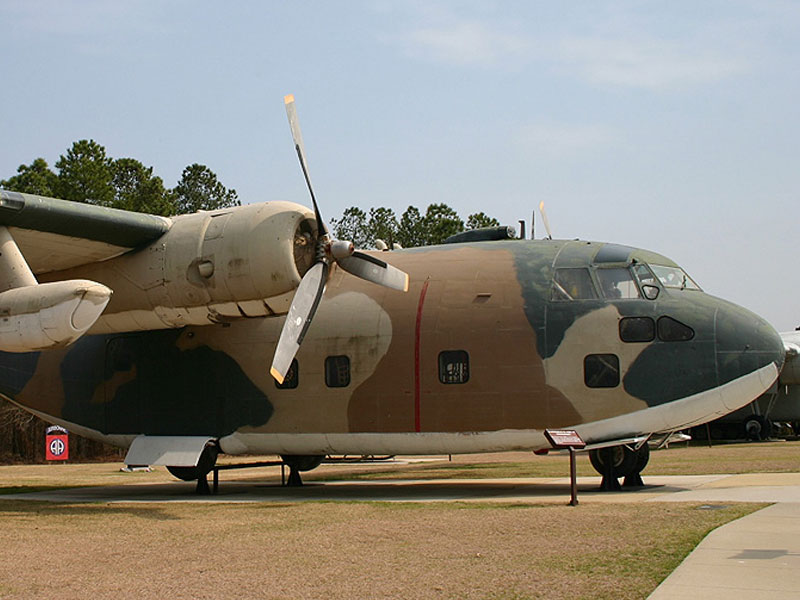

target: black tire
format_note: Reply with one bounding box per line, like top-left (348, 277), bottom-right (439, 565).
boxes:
top-left (280, 454), bottom-right (325, 472)
top-left (632, 443), bottom-right (650, 474)
top-left (589, 445), bottom-right (638, 479)
top-left (167, 442), bottom-right (219, 481)
top-left (744, 416), bottom-right (771, 441)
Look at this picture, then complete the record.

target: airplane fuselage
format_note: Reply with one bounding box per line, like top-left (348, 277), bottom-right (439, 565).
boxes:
top-left (0, 234), bottom-right (784, 457)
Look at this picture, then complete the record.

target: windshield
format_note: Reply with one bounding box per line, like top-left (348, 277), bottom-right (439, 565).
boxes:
top-left (650, 265), bottom-right (701, 290)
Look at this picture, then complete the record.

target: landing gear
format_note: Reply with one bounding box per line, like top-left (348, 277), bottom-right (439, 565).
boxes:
top-left (589, 444), bottom-right (649, 491)
top-left (166, 442), bottom-right (219, 494)
top-left (280, 454), bottom-right (325, 487)
top-left (744, 415), bottom-right (772, 441)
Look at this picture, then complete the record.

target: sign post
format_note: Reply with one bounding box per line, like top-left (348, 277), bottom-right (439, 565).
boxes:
top-left (544, 429), bottom-right (586, 506)
top-left (45, 425), bottom-right (69, 461)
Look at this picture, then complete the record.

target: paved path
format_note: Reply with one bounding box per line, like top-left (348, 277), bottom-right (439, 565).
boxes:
top-left (647, 475), bottom-right (800, 599)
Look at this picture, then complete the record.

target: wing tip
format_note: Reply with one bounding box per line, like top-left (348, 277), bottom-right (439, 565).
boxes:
top-left (270, 366), bottom-right (285, 385)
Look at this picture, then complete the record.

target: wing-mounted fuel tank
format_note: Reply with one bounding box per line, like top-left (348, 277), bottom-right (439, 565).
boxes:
top-left (47, 201), bottom-right (318, 333)
top-left (0, 226), bottom-right (111, 351)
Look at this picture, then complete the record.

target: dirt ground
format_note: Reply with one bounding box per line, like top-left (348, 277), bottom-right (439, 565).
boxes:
top-left (0, 500), bottom-right (755, 600)
top-left (0, 443), bottom-right (792, 599)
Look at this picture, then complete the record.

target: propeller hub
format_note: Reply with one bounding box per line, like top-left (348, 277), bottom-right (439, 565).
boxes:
top-left (329, 240), bottom-right (355, 260)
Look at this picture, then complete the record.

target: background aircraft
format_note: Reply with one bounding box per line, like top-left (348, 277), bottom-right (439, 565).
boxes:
top-left (0, 98), bottom-right (787, 491)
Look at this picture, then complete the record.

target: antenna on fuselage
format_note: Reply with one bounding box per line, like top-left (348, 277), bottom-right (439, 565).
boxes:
top-left (539, 201), bottom-right (553, 240)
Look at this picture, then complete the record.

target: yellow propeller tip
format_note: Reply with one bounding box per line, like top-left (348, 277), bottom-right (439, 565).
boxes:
top-left (284, 94), bottom-right (295, 105)
top-left (270, 366), bottom-right (285, 385)
top-left (539, 201), bottom-right (545, 210)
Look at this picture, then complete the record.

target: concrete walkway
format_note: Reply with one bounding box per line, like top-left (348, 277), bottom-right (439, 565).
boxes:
top-left (648, 502), bottom-right (800, 599)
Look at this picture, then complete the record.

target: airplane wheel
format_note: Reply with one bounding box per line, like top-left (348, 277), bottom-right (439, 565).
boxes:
top-left (280, 454), bottom-right (325, 472)
top-left (589, 446), bottom-right (638, 479)
top-left (633, 443), bottom-right (650, 474)
top-left (744, 416), bottom-right (771, 441)
top-left (167, 442), bottom-right (219, 481)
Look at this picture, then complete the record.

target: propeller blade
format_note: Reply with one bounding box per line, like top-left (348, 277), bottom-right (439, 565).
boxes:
top-left (539, 201), bottom-right (553, 240)
top-left (284, 94), bottom-right (327, 237)
top-left (337, 251), bottom-right (410, 292)
top-left (270, 261), bottom-right (329, 383)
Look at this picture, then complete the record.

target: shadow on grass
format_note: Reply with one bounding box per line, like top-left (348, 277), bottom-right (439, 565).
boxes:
top-left (0, 499), bottom-right (182, 520)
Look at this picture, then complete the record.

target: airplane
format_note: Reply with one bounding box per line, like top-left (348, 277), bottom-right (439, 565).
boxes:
top-left (0, 96), bottom-right (787, 492)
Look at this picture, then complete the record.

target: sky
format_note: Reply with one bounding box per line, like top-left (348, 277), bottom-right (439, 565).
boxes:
top-left (1, 1), bottom-right (798, 331)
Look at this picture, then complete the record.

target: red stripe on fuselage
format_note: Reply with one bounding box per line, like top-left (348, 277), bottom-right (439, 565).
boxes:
top-left (414, 278), bottom-right (430, 432)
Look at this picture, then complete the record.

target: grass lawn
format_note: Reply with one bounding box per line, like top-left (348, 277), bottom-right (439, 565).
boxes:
top-left (0, 441), bottom-right (795, 598)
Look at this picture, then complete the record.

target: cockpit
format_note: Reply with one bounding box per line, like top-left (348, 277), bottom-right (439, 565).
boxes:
top-left (549, 242), bottom-right (701, 303)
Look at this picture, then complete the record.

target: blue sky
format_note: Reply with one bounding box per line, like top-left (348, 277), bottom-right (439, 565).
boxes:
top-left (1, 1), bottom-right (798, 330)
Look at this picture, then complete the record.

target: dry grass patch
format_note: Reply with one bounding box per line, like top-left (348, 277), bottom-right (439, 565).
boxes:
top-left (0, 500), bottom-right (757, 600)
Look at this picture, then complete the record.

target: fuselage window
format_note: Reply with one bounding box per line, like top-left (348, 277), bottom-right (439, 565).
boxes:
top-left (551, 268), bottom-right (598, 301)
top-left (650, 265), bottom-right (701, 291)
top-left (275, 358), bottom-right (299, 389)
top-left (619, 317), bottom-right (655, 342)
top-left (657, 317), bottom-right (695, 342)
top-left (439, 350), bottom-right (470, 384)
top-left (584, 354), bottom-right (620, 388)
top-left (632, 264), bottom-right (660, 300)
top-left (325, 355), bottom-right (351, 387)
top-left (596, 268), bottom-right (641, 299)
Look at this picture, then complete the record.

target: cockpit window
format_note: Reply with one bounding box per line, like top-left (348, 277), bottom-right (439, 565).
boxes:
top-left (596, 268), bottom-right (641, 299)
top-left (632, 264), bottom-right (660, 300)
top-left (551, 268), bottom-right (598, 301)
top-left (650, 265), bottom-right (701, 290)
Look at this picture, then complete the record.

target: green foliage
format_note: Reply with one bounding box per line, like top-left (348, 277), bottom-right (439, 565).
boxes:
top-left (368, 207), bottom-right (399, 248)
top-left (330, 206), bottom-right (370, 248)
top-left (0, 158), bottom-right (58, 196)
top-left (172, 163), bottom-right (240, 214)
top-left (54, 139), bottom-right (114, 206)
top-left (111, 158), bottom-right (174, 216)
top-left (2, 142), bottom-right (238, 217)
top-left (332, 203), bottom-right (499, 248)
top-left (466, 211), bottom-right (500, 230)
top-left (397, 206), bottom-right (427, 248)
top-left (424, 203), bottom-right (464, 245)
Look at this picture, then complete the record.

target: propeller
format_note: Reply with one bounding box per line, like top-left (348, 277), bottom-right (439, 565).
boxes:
top-left (270, 95), bottom-right (410, 384)
top-left (539, 201), bottom-right (553, 240)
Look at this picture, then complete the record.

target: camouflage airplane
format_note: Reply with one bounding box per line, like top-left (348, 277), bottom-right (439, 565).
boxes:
top-left (0, 96), bottom-right (787, 490)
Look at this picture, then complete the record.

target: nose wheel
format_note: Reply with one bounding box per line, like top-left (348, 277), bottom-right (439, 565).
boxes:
top-left (589, 444), bottom-right (650, 491)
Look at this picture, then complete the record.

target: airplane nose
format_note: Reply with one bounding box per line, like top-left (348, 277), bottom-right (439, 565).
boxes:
top-left (714, 301), bottom-right (785, 410)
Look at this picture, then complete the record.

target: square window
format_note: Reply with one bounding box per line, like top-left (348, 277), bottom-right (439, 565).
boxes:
top-left (584, 354), bottom-right (620, 388)
top-left (439, 350), bottom-right (469, 384)
top-left (619, 317), bottom-right (655, 343)
top-left (325, 355), bottom-right (350, 388)
top-left (275, 359), bottom-right (299, 389)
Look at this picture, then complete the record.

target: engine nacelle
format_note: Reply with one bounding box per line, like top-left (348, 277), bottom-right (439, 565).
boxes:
top-left (0, 280), bottom-right (112, 351)
top-left (50, 201), bottom-right (318, 333)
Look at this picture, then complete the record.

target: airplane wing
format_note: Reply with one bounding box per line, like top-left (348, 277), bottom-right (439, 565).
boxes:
top-left (0, 189), bottom-right (171, 274)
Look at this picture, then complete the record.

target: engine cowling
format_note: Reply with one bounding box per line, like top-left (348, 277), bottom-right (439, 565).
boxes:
top-left (49, 201), bottom-right (318, 333)
top-left (0, 280), bottom-right (112, 351)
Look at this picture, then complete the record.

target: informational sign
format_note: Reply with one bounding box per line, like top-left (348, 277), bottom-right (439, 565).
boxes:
top-left (45, 425), bottom-right (69, 461)
top-left (544, 429), bottom-right (586, 449)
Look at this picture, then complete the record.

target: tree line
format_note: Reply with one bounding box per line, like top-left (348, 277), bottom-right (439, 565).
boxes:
top-left (330, 204), bottom-right (499, 249)
top-left (1, 139), bottom-right (240, 215)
